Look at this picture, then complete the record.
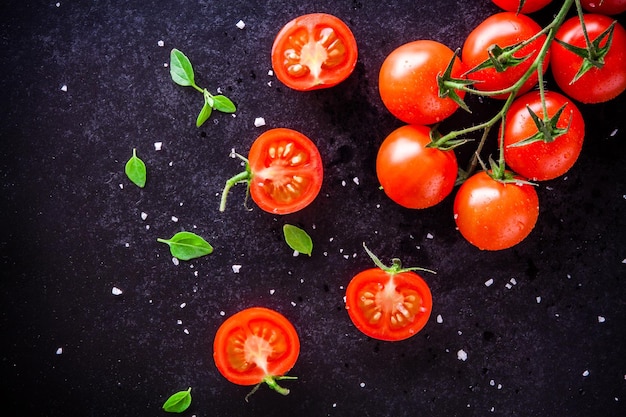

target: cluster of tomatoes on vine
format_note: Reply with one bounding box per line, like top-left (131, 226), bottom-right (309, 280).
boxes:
top-left (203, 0), bottom-right (626, 403)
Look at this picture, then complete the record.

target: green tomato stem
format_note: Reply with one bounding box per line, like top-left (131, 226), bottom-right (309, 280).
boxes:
top-left (219, 170), bottom-right (251, 212)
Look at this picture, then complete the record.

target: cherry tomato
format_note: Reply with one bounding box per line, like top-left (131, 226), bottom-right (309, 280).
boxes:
top-left (221, 128), bottom-right (323, 215)
top-left (462, 12), bottom-right (550, 99)
top-left (551, 14), bottom-right (626, 104)
top-left (453, 171), bottom-right (539, 250)
top-left (376, 125), bottom-right (458, 209)
top-left (213, 307), bottom-right (300, 395)
top-left (580, 0), bottom-right (626, 15)
top-left (378, 40), bottom-right (467, 125)
top-left (491, 0), bottom-right (553, 13)
top-left (271, 13), bottom-right (358, 91)
top-left (503, 90), bottom-right (585, 181)
top-left (345, 250), bottom-right (433, 342)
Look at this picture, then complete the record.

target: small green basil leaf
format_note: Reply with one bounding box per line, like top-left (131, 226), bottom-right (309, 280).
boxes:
top-left (125, 148), bottom-right (146, 188)
top-left (170, 49), bottom-right (195, 87)
top-left (157, 232), bottom-right (213, 260)
top-left (196, 102), bottom-right (213, 128)
top-left (283, 224), bottom-right (313, 256)
top-left (212, 95), bottom-right (236, 113)
top-left (162, 387), bottom-right (192, 413)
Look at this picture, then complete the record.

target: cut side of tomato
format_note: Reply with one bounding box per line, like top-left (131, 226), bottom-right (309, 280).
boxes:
top-left (346, 268), bottom-right (432, 341)
top-left (213, 307), bottom-right (300, 389)
top-left (271, 13), bottom-right (358, 91)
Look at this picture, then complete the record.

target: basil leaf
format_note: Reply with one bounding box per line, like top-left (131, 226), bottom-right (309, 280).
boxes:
top-left (124, 148), bottom-right (146, 188)
top-left (157, 231), bottom-right (213, 260)
top-left (212, 95), bottom-right (236, 113)
top-left (196, 101), bottom-right (213, 127)
top-left (283, 224), bottom-right (313, 256)
top-left (170, 49), bottom-right (195, 87)
top-left (162, 387), bottom-right (192, 413)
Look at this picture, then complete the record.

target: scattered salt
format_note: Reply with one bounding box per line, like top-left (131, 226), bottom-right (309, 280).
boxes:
top-left (293, 250), bottom-right (300, 257)
top-left (111, 287), bottom-right (123, 296)
top-left (457, 349), bottom-right (468, 361)
top-left (56, 347), bottom-right (63, 355)
top-left (124, 242), bottom-right (130, 248)
top-left (140, 212), bottom-right (148, 220)
top-left (353, 177), bottom-right (360, 185)
top-left (536, 296), bottom-right (542, 303)
top-left (610, 128), bottom-right (618, 137)
top-left (60, 85), bottom-right (67, 92)
top-left (359, 382), bottom-right (366, 388)
top-left (183, 328), bottom-right (189, 334)
top-left (235, 20), bottom-right (245, 29)
top-left (171, 216), bottom-right (178, 222)
top-left (341, 180), bottom-right (346, 186)
top-left (219, 311), bottom-right (225, 316)
top-left (489, 379), bottom-right (495, 386)
top-left (232, 264), bottom-right (242, 273)
top-left (426, 233), bottom-right (434, 239)
top-left (598, 316), bottom-right (606, 323)
top-left (268, 69), bottom-right (274, 76)
top-left (254, 117), bottom-right (266, 127)
top-left (177, 320), bottom-right (182, 325)
top-left (436, 314), bottom-right (443, 324)
top-left (582, 370), bottom-right (590, 377)
top-left (119, 183), bottom-right (124, 189)
top-left (180, 303), bottom-right (186, 308)
top-left (484, 278), bottom-right (494, 287)
top-left (290, 301), bottom-right (297, 307)
top-left (269, 289), bottom-right (275, 295)
top-left (56, 2), bottom-right (60, 7)
top-left (157, 40), bottom-right (164, 47)
top-left (172, 257), bottom-right (179, 266)
top-left (154, 142), bottom-right (163, 151)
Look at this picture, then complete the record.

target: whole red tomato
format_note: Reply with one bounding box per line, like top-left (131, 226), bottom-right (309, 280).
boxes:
top-left (551, 14), bottom-right (626, 103)
top-left (453, 171), bottom-right (539, 250)
top-left (220, 128), bottom-right (323, 214)
top-left (271, 13), bottom-right (358, 91)
top-left (492, 0), bottom-right (553, 13)
top-left (378, 40), bottom-right (467, 125)
top-left (580, 0), bottom-right (626, 15)
top-left (376, 125), bottom-right (458, 209)
top-left (503, 90), bottom-right (585, 181)
top-left (462, 12), bottom-right (550, 99)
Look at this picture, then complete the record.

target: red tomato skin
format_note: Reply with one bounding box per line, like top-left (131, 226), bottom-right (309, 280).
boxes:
top-left (453, 171), bottom-right (539, 250)
top-left (503, 91), bottom-right (585, 181)
top-left (462, 12), bottom-right (550, 99)
top-left (580, 0), bottom-right (626, 15)
top-left (551, 14), bottom-right (626, 104)
top-left (247, 128), bottom-right (323, 215)
top-left (376, 125), bottom-right (458, 209)
top-left (378, 40), bottom-right (467, 125)
top-left (213, 307), bottom-right (300, 386)
top-left (271, 13), bottom-right (358, 91)
top-left (492, 0), bottom-right (553, 13)
top-left (345, 268), bottom-right (432, 341)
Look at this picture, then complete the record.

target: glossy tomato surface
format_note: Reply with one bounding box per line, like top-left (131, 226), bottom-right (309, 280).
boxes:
top-left (580, 0), bottom-right (626, 15)
top-left (213, 307), bottom-right (300, 386)
top-left (376, 125), bottom-right (458, 209)
top-left (551, 14), bottom-right (626, 104)
top-left (345, 268), bottom-right (432, 341)
top-left (492, 0), bottom-right (553, 13)
top-left (271, 13), bottom-right (358, 91)
top-left (378, 40), bottom-right (466, 125)
top-left (503, 90), bottom-right (585, 181)
top-left (462, 12), bottom-right (549, 99)
top-left (248, 128), bottom-right (323, 214)
top-left (453, 171), bottom-right (539, 250)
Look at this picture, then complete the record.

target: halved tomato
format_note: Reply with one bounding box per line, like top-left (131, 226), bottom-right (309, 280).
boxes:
top-left (345, 246), bottom-right (433, 341)
top-left (220, 128), bottom-right (323, 214)
top-left (213, 307), bottom-right (300, 396)
top-left (271, 13), bottom-right (358, 91)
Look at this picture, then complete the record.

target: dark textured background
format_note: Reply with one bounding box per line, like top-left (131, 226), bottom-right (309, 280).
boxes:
top-left (1, 1), bottom-right (625, 416)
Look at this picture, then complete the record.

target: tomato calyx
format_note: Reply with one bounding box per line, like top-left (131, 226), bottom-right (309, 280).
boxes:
top-left (437, 51), bottom-right (473, 114)
top-left (363, 243), bottom-right (436, 277)
top-left (244, 375), bottom-right (298, 402)
top-left (508, 102), bottom-right (571, 147)
top-left (554, 18), bottom-right (618, 83)
top-left (220, 152), bottom-right (253, 212)
top-left (464, 42), bottom-right (533, 76)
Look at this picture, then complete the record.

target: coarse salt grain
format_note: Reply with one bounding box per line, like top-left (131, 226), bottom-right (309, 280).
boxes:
top-left (536, 296), bottom-right (542, 303)
top-left (293, 250), bottom-right (300, 257)
top-left (111, 287), bottom-right (123, 296)
top-left (157, 40), bottom-right (164, 47)
top-left (180, 303), bottom-right (186, 308)
top-left (56, 347), bottom-right (63, 354)
top-left (154, 142), bottom-right (163, 151)
top-left (56, 2), bottom-right (60, 7)
top-left (232, 265), bottom-right (242, 273)
top-left (177, 320), bottom-right (182, 325)
top-left (291, 301), bottom-right (297, 307)
top-left (60, 85), bottom-right (67, 92)
top-left (268, 69), bottom-right (274, 76)
top-left (582, 370), bottom-right (590, 377)
top-left (171, 216), bottom-right (178, 222)
top-left (141, 212), bottom-right (148, 220)
top-left (172, 257), bottom-right (179, 265)
top-left (457, 349), bottom-right (468, 361)
top-left (436, 314), bottom-right (443, 324)
top-left (598, 316), bottom-right (606, 323)
top-left (426, 233), bottom-right (434, 239)
top-left (353, 177), bottom-right (360, 185)
top-left (236, 20), bottom-right (245, 29)
top-left (219, 311), bottom-right (225, 316)
top-left (254, 117), bottom-right (266, 127)
top-left (269, 289), bottom-right (275, 295)
top-left (485, 278), bottom-right (494, 287)
top-left (359, 382), bottom-right (366, 388)
top-left (183, 328), bottom-right (189, 334)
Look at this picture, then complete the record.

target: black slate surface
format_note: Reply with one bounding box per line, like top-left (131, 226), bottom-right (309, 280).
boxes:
top-left (1, 1), bottom-right (625, 416)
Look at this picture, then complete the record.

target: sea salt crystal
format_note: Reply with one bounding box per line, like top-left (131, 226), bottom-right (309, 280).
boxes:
top-left (269, 289), bottom-right (275, 295)
top-left (56, 347), bottom-right (63, 354)
top-left (60, 85), bottom-right (67, 92)
top-left (111, 287), bottom-right (123, 296)
top-left (268, 70), bottom-right (274, 76)
top-left (154, 142), bottom-right (163, 151)
top-left (183, 328), bottom-right (189, 334)
top-left (536, 296), bottom-right (542, 303)
top-left (582, 370), bottom-right (590, 377)
top-left (341, 180), bottom-right (346, 186)
top-left (140, 212), bottom-right (148, 220)
top-left (172, 257), bottom-right (179, 266)
top-left (610, 128), bottom-right (618, 137)
top-left (426, 233), bottom-right (434, 239)
top-left (293, 250), bottom-right (300, 257)
top-left (436, 314), bottom-right (443, 324)
top-left (254, 117), bottom-right (266, 127)
top-left (171, 216), bottom-right (178, 222)
top-left (485, 278), bottom-right (494, 287)
top-left (177, 320), bottom-right (182, 325)
top-left (219, 311), bottom-right (225, 316)
top-left (232, 264), bottom-right (242, 273)
top-left (56, 2), bottom-right (60, 7)
top-left (291, 301), bottom-right (297, 307)
top-left (157, 40), bottom-right (164, 47)
top-left (235, 20), bottom-right (245, 29)
top-left (457, 349), bottom-right (468, 361)
top-left (359, 382), bottom-right (366, 388)
top-left (490, 379), bottom-right (495, 386)
top-left (180, 303), bottom-right (186, 308)
top-left (598, 316), bottom-right (606, 323)
top-left (353, 177), bottom-right (360, 185)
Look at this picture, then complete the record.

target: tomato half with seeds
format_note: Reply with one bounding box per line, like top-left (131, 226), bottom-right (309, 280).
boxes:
top-left (503, 90), bottom-right (585, 181)
top-left (271, 13), bottom-right (358, 91)
top-left (213, 307), bottom-right (300, 396)
top-left (220, 128), bottom-right (323, 215)
top-left (376, 124), bottom-right (458, 209)
top-left (379, 40), bottom-right (467, 125)
top-left (453, 171), bottom-right (539, 250)
top-left (462, 12), bottom-right (549, 99)
top-left (345, 249), bottom-right (433, 342)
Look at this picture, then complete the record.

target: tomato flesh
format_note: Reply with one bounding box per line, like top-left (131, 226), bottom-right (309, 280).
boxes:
top-left (213, 307), bottom-right (300, 386)
top-left (271, 13), bottom-right (358, 91)
top-left (580, 0), bottom-right (626, 15)
top-left (248, 128), bottom-right (323, 214)
top-left (346, 268), bottom-right (432, 341)
top-left (491, 0), bottom-right (553, 13)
